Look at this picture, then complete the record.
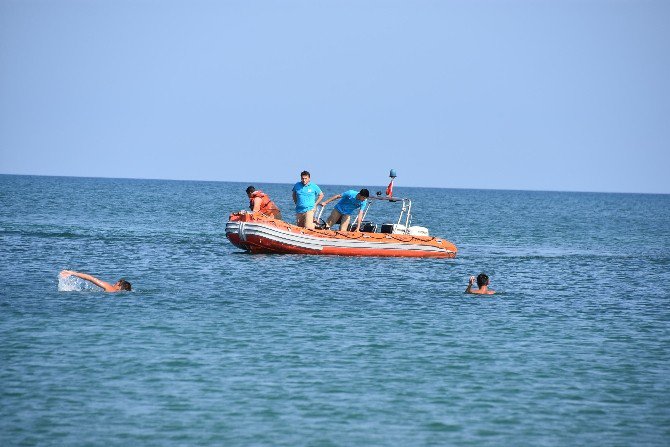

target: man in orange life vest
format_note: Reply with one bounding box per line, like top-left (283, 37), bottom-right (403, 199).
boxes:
top-left (246, 186), bottom-right (283, 220)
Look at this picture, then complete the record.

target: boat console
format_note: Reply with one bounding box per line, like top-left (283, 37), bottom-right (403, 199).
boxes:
top-left (348, 220), bottom-right (429, 236)
top-left (315, 186), bottom-right (431, 236)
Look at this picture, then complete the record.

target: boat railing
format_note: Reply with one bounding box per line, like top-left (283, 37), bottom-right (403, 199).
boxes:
top-left (315, 195), bottom-right (413, 234)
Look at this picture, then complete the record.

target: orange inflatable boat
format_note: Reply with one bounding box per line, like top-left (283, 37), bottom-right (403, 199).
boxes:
top-left (226, 196), bottom-right (457, 258)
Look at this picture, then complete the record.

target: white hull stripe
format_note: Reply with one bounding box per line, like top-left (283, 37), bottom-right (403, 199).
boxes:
top-left (226, 222), bottom-right (453, 254)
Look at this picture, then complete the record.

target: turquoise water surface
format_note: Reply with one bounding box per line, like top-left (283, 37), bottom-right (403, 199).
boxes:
top-left (1, 174), bottom-right (669, 445)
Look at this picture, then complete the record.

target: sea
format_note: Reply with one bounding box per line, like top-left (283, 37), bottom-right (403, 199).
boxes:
top-left (1, 174), bottom-right (669, 446)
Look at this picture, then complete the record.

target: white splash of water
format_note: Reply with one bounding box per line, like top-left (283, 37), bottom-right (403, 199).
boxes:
top-left (58, 275), bottom-right (101, 292)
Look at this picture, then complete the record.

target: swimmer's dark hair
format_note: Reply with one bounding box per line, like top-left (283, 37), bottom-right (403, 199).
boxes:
top-left (246, 185), bottom-right (256, 195)
top-left (118, 279), bottom-right (132, 291)
top-left (359, 189), bottom-right (370, 198)
top-left (476, 273), bottom-right (489, 288)
top-left (301, 170), bottom-right (310, 177)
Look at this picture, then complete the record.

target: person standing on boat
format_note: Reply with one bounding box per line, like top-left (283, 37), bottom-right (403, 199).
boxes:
top-left (465, 273), bottom-right (496, 295)
top-left (246, 186), bottom-right (282, 220)
top-left (292, 171), bottom-right (324, 229)
top-left (321, 189), bottom-right (370, 231)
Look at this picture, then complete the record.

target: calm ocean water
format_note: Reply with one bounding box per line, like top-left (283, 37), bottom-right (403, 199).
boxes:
top-left (1, 174), bottom-right (669, 446)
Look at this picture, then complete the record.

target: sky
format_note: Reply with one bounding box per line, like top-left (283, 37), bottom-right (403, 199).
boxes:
top-left (1, 0), bottom-right (668, 193)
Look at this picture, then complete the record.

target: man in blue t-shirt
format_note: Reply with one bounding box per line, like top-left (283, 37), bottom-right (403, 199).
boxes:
top-left (292, 170), bottom-right (324, 229)
top-left (321, 188), bottom-right (370, 231)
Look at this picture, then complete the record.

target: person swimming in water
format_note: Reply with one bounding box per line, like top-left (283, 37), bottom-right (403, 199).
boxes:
top-left (465, 273), bottom-right (495, 295)
top-left (59, 270), bottom-right (132, 292)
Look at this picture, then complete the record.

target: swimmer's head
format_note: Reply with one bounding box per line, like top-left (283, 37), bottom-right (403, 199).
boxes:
top-left (117, 279), bottom-right (132, 291)
top-left (246, 186), bottom-right (256, 196)
top-left (476, 273), bottom-right (489, 288)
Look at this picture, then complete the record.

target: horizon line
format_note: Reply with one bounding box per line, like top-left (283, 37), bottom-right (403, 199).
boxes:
top-left (0, 172), bottom-right (668, 196)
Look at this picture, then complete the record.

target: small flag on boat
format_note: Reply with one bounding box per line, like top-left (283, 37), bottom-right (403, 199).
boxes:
top-left (386, 179), bottom-right (394, 197)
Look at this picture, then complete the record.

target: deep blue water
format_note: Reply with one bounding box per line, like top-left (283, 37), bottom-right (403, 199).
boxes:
top-left (1, 174), bottom-right (669, 446)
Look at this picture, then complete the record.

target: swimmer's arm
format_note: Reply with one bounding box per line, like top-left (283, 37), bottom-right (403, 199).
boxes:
top-left (465, 276), bottom-right (476, 294)
top-left (61, 270), bottom-right (115, 292)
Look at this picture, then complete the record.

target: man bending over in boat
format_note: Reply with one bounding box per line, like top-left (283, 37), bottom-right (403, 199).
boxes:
top-left (246, 186), bottom-right (282, 220)
top-left (60, 270), bottom-right (132, 292)
top-left (465, 273), bottom-right (495, 295)
top-left (321, 189), bottom-right (370, 231)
